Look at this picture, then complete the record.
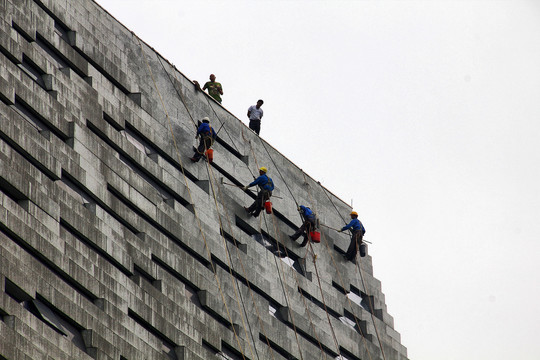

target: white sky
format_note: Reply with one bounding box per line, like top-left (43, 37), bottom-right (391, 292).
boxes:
top-left (94, 1), bottom-right (540, 359)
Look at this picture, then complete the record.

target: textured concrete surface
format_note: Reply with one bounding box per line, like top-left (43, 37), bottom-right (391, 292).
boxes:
top-left (0, 1), bottom-right (408, 359)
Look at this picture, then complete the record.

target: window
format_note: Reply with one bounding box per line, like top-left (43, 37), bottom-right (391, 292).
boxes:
top-left (17, 55), bottom-right (47, 90)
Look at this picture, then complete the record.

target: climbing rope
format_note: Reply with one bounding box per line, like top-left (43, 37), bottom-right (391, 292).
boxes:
top-left (153, 49), bottom-right (284, 360)
top-left (244, 139), bottom-right (331, 360)
top-left (317, 177), bottom-right (387, 360)
top-left (302, 172), bottom-right (375, 360)
top-left (135, 35), bottom-right (250, 360)
top-left (203, 156), bottom-right (261, 360)
top-left (205, 161), bottom-right (279, 360)
top-left (253, 139), bottom-right (343, 359)
top-left (355, 250), bottom-right (387, 360)
top-left (261, 210), bottom-right (307, 360)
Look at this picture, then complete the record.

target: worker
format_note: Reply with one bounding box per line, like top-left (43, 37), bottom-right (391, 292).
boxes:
top-left (247, 100), bottom-right (264, 135)
top-left (338, 211), bottom-right (366, 262)
top-left (243, 167), bottom-right (274, 217)
top-left (202, 74), bottom-right (223, 103)
top-left (289, 205), bottom-right (318, 247)
top-left (190, 117), bottom-right (217, 162)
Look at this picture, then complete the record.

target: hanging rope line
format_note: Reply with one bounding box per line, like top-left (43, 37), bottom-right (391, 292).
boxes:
top-left (243, 137), bottom-right (322, 359)
top-left (256, 138), bottom-right (298, 207)
top-left (204, 96), bottom-right (243, 155)
top-left (301, 172), bottom-right (374, 360)
top-left (153, 48), bottom-right (281, 360)
top-left (205, 160), bottom-right (279, 360)
top-left (203, 157), bottom-right (261, 360)
top-left (314, 176), bottom-right (387, 360)
top-left (134, 35), bottom-right (250, 360)
top-left (261, 209), bottom-right (307, 360)
top-left (355, 253), bottom-right (387, 360)
top-left (244, 139), bottom-right (332, 360)
top-left (252, 138), bottom-right (343, 358)
top-left (155, 56), bottom-right (197, 128)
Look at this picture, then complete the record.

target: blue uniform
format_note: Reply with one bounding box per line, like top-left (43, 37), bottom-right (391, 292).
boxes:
top-left (300, 205), bottom-right (316, 222)
top-left (342, 217), bottom-right (366, 261)
top-left (191, 122), bottom-right (217, 162)
top-left (341, 218), bottom-right (365, 233)
top-left (245, 174), bottom-right (274, 217)
top-left (197, 122), bottom-right (217, 139)
top-left (291, 205), bottom-right (317, 246)
top-left (249, 174), bottom-right (274, 191)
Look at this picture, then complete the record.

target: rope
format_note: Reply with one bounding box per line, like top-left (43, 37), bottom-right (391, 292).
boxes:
top-left (310, 174), bottom-right (387, 360)
top-left (204, 95), bottom-right (243, 155)
top-left (244, 139), bottom-right (329, 360)
top-left (206, 160), bottom-right (279, 360)
top-left (155, 56), bottom-right (197, 128)
top-left (355, 252), bottom-right (387, 360)
top-left (257, 138), bottom-right (298, 207)
top-left (163, 60), bottom-right (263, 359)
top-left (154, 46), bottom-right (282, 360)
top-left (203, 155), bottom-right (261, 360)
top-left (261, 210), bottom-right (307, 360)
top-left (302, 172), bottom-right (374, 360)
top-left (134, 35), bottom-right (249, 360)
top-left (253, 137), bottom-right (344, 358)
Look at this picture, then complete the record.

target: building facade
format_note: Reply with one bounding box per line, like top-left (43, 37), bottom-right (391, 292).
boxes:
top-left (0, 1), bottom-right (408, 359)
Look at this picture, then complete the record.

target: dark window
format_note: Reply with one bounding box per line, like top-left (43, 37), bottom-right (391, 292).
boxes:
top-left (17, 55), bottom-right (46, 90)
top-left (0, 176), bottom-right (27, 203)
top-left (12, 21), bottom-right (34, 43)
top-left (4, 278), bottom-right (32, 303)
top-left (259, 334), bottom-right (297, 360)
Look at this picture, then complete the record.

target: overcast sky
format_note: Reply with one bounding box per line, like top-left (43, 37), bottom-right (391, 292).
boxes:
top-left (95, 1), bottom-right (540, 359)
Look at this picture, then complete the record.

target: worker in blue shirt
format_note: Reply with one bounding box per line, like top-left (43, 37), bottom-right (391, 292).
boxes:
top-left (339, 211), bottom-right (366, 261)
top-left (243, 167), bottom-right (274, 217)
top-left (289, 205), bottom-right (318, 247)
top-left (190, 117), bottom-right (217, 162)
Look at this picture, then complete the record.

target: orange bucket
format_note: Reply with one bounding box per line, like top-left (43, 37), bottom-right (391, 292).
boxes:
top-left (205, 149), bottom-right (214, 163)
top-left (310, 231), bottom-right (321, 243)
top-left (264, 201), bottom-right (272, 214)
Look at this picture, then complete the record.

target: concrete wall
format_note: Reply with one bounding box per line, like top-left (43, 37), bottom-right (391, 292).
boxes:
top-left (0, 1), bottom-right (408, 359)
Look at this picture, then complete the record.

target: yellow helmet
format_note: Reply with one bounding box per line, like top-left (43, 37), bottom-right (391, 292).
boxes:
top-left (259, 167), bottom-right (268, 173)
top-left (350, 211), bottom-right (358, 216)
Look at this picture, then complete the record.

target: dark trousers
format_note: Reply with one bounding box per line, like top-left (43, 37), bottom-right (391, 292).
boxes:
top-left (249, 120), bottom-right (261, 135)
top-left (345, 230), bottom-right (364, 261)
top-left (192, 136), bottom-right (213, 161)
top-left (290, 220), bottom-right (315, 247)
top-left (247, 190), bottom-right (271, 217)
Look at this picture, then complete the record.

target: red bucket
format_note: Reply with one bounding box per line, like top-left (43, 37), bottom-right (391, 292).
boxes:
top-left (310, 231), bottom-right (321, 243)
top-left (264, 201), bottom-right (272, 214)
top-left (205, 149), bottom-right (214, 163)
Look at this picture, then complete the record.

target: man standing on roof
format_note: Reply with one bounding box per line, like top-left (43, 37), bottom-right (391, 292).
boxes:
top-left (190, 117), bottom-right (217, 162)
top-left (202, 74), bottom-right (223, 103)
top-left (289, 205), bottom-right (318, 247)
top-left (247, 100), bottom-right (264, 135)
top-left (339, 211), bottom-right (366, 262)
top-left (243, 167), bottom-right (274, 217)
